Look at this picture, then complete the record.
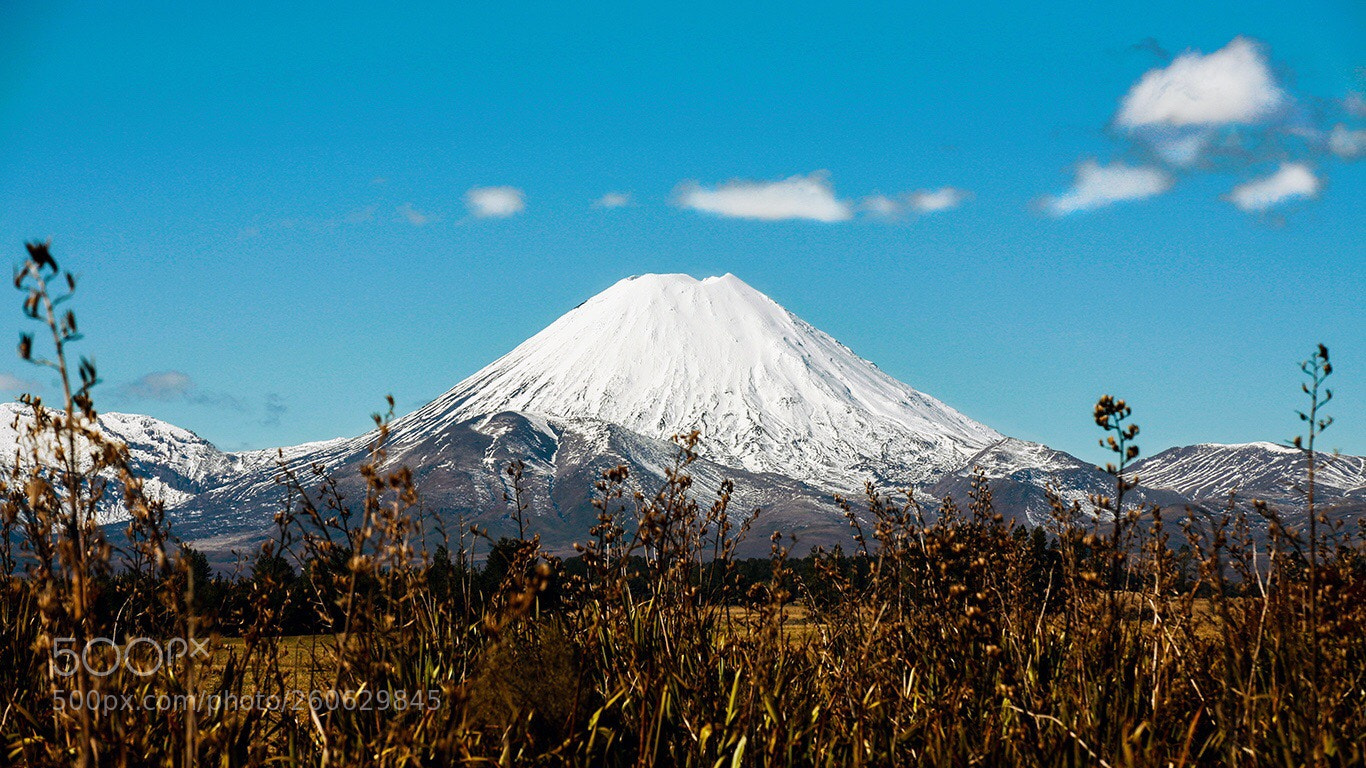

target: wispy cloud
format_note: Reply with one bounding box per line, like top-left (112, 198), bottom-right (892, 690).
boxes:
top-left (346, 205), bottom-right (377, 223)
top-left (465, 186), bottom-right (526, 218)
top-left (0, 372), bottom-right (37, 392)
top-left (861, 195), bottom-right (902, 218)
top-left (1128, 37), bottom-right (1170, 61)
top-left (1343, 92), bottom-right (1366, 118)
top-left (122, 370), bottom-right (195, 401)
top-left (241, 202), bottom-right (383, 238)
top-left (675, 172), bottom-right (852, 222)
top-left (1328, 124), bottom-right (1366, 160)
top-left (1148, 132), bottom-right (1211, 167)
top-left (261, 393), bottom-right (287, 427)
top-left (861, 187), bottom-right (970, 219)
top-left (117, 371), bottom-right (291, 424)
top-left (1042, 160), bottom-right (1173, 216)
top-left (1227, 163), bottom-right (1320, 212)
top-left (119, 370), bottom-right (245, 410)
top-left (594, 192), bottom-right (634, 209)
top-left (1116, 37), bottom-right (1287, 129)
top-left (397, 203), bottom-right (434, 226)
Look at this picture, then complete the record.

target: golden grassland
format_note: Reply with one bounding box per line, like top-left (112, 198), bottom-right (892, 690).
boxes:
top-left (211, 595), bottom-right (1215, 693)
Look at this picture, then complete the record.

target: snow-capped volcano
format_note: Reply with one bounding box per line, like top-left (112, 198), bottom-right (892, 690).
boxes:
top-left (19, 271), bottom-right (1356, 560)
top-left (389, 273), bottom-right (1001, 490)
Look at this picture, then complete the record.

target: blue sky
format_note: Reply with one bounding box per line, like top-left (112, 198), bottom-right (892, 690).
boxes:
top-left (0, 0), bottom-right (1363, 464)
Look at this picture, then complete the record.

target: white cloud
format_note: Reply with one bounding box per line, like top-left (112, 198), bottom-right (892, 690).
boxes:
top-left (0, 372), bottom-right (36, 392)
top-left (908, 187), bottom-right (970, 213)
top-left (594, 192), bottom-right (634, 208)
top-left (1328, 124), bottom-right (1366, 160)
top-left (397, 203), bottom-right (433, 226)
top-left (1042, 160), bottom-right (1173, 216)
top-left (675, 172), bottom-right (852, 222)
top-left (1116, 37), bottom-right (1287, 129)
top-left (1227, 163), bottom-right (1320, 212)
top-left (465, 186), bottom-right (526, 218)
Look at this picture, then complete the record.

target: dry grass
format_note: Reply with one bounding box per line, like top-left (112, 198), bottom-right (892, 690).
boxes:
top-left (210, 635), bottom-right (335, 691)
top-left (2, 244), bottom-right (1364, 767)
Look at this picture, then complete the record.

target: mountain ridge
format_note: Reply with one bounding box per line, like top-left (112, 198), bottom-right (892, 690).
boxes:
top-left (2, 273), bottom-right (1358, 556)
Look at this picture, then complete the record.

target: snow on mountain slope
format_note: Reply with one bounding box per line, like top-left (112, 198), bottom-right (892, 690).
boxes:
top-left (231, 437), bottom-right (352, 475)
top-left (384, 273), bottom-right (1002, 491)
top-left (0, 402), bottom-right (238, 517)
top-left (0, 402), bottom-right (348, 516)
top-left (172, 410), bottom-right (850, 560)
top-left (1133, 442), bottom-right (1366, 504)
top-left (99, 412), bottom-right (238, 491)
top-left (931, 437), bottom-right (1197, 526)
